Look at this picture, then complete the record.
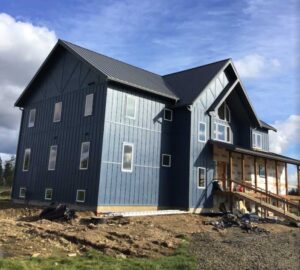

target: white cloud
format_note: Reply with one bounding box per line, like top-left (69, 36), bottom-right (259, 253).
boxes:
top-left (0, 13), bottom-right (57, 155)
top-left (234, 54), bottom-right (281, 78)
top-left (269, 115), bottom-right (300, 154)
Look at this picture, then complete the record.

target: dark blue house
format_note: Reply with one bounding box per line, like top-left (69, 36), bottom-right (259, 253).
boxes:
top-left (12, 40), bottom-right (300, 214)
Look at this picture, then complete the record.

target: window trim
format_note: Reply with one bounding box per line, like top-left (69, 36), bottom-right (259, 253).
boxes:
top-left (76, 189), bottom-right (86, 203)
top-left (164, 108), bottom-right (173, 122)
top-left (22, 148), bottom-right (31, 172)
top-left (218, 102), bottom-right (231, 122)
top-left (197, 167), bottom-right (206, 189)
top-left (121, 142), bottom-right (134, 172)
top-left (53, 101), bottom-right (62, 123)
top-left (253, 132), bottom-right (262, 149)
top-left (125, 95), bottom-right (137, 120)
top-left (198, 121), bottom-right (206, 143)
top-left (19, 187), bottom-right (26, 198)
top-left (48, 145), bottom-right (58, 171)
top-left (79, 142), bottom-right (90, 170)
top-left (44, 188), bottom-right (53, 200)
top-left (28, 108), bottom-right (36, 128)
top-left (84, 93), bottom-right (94, 117)
top-left (162, 154), bottom-right (172, 167)
top-left (214, 123), bottom-right (231, 143)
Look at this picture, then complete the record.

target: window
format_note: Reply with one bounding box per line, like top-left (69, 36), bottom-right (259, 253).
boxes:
top-left (122, 143), bottom-right (134, 172)
top-left (164, 108), bottom-right (173, 121)
top-left (162, 154), bottom-right (171, 167)
top-left (23, 148), bottom-right (31, 171)
top-left (214, 123), bottom-right (231, 143)
top-left (198, 167), bottom-right (206, 188)
top-left (125, 95), bottom-right (136, 119)
top-left (80, 142), bottom-right (90, 170)
top-left (259, 164), bottom-right (265, 178)
top-left (44, 188), bottom-right (53, 200)
top-left (252, 132), bottom-right (262, 149)
top-left (84, 93), bottom-right (94, 116)
top-left (19, 187), bottom-right (26, 198)
top-left (198, 122), bottom-right (206, 142)
top-left (28, 109), bottom-right (36, 127)
top-left (218, 103), bottom-right (230, 122)
top-left (48, 145), bottom-right (58, 171)
top-left (53, 102), bottom-right (62, 122)
top-left (76, 190), bottom-right (86, 203)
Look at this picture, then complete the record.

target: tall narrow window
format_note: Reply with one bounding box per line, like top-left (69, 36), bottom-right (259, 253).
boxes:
top-left (198, 167), bottom-right (206, 188)
top-left (84, 93), bottom-right (94, 116)
top-left (122, 143), bottom-right (134, 172)
top-left (53, 102), bottom-right (62, 122)
top-left (44, 188), bottom-right (53, 200)
top-left (198, 122), bottom-right (206, 142)
top-left (28, 109), bottom-right (36, 127)
top-left (23, 148), bottom-right (31, 171)
top-left (48, 145), bottom-right (58, 171)
top-left (164, 108), bottom-right (173, 121)
top-left (218, 103), bottom-right (230, 122)
top-left (80, 142), bottom-right (90, 170)
top-left (19, 187), bottom-right (26, 198)
top-left (253, 132), bottom-right (262, 149)
top-left (162, 154), bottom-right (171, 167)
top-left (76, 190), bottom-right (86, 203)
top-left (125, 95), bottom-right (136, 119)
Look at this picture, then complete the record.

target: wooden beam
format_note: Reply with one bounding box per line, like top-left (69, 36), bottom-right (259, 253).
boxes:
top-left (254, 157), bottom-right (257, 193)
top-left (275, 161), bottom-right (279, 206)
top-left (298, 165), bottom-right (300, 196)
top-left (229, 151), bottom-right (233, 192)
top-left (285, 163), bottom-right (288, 195)
top-left (264, 159), bottom-right (268, 194)
top-left (241, 154), bottom-right (245, 192)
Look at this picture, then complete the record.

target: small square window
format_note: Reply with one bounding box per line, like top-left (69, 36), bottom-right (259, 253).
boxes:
top-left (19, 187), bottom-right (26, 198)
top-left (162, 154), bottom-right (171, 167)
top-left (76, 190), bottom-right (86, 203)
top-left (28, 109), bottom-right (36, 128)
top-left (125, 95), bottom-right (136, 119)
top-left (44, 188), bottom-right (53, 200)
top-left (164, 108), bottom-right (173, 121)
top-left (53, 102), bottom-right (62, 122)
top-left (198, 168), bottom-right (206, 188)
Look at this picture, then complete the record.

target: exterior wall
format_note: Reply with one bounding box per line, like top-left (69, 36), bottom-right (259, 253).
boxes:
top-left (12, 48), bottom-right (107, 207)
top-left (251, 128), bottom-right (269, 152)
top-left (98, 84), bottom-right (175, 207)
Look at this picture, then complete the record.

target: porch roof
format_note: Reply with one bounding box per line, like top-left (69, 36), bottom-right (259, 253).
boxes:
top-left (210, 140), bottom-right (300, 166)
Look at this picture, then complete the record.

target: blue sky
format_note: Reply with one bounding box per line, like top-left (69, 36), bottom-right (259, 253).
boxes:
top-left (0, 0), bottom-right (299, 163)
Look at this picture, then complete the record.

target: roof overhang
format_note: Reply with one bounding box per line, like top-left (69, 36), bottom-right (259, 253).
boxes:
top-left (210, 140), bottom-right (300, 165)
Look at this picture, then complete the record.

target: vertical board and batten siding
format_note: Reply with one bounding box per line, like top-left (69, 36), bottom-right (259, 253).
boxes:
top-left (98, 84), bottom-right (173, 207)
top-left (251, 128), bottom-right (269, 152)
top-left (12, 48), bottom-right (107, 207)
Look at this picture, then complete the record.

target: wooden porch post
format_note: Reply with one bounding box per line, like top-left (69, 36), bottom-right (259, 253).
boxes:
top-left (264, 159), bottom-right (268, 194)
top-left (275, 161), bottom-right (279, 207)
top-left (297, 165), bottom-right (300, 196)
top-left (254, 157), bottom-right (257, 193)
top-left (229, 151), bottom-right (233, 192)
top-left (241, 154), bottom-right (245, 192)
top-left (285, 163), bottom-right (288, 195)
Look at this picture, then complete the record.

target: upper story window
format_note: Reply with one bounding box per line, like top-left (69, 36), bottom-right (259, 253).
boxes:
top-left (28, 109), bottom-right (36, 128)
top-left (197, 167), bottom-right (206, 188)
top-left (125, 95), bottom-right (136, 119)
top-left (53, 102), bottom-right (62, 122)
top-left (48, 145), bottom-right (58, 171)
top-left (162, 154), bottom-right (171, 167)
top-left (84, 93), bottom-right (94, 116)
top-left (80, 142), bottom-right (90, 170)
top-left (218, 103), bottom-right (230, 122)
top-left (252, 132), bottom-right (262, 149)
top-left (164, 108), bottom-right (173, 121)
top-left (122, 143), bottom-right (134, 172)
top-left (214, 123), bottom-right (231, 143)
top-left (198, 122), bottom-right (206, 142)
top-left (23, 148), bottom-right (31, 171)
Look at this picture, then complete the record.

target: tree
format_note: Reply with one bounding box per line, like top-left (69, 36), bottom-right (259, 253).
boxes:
top-left (3, 160), bottom-right (14, 187)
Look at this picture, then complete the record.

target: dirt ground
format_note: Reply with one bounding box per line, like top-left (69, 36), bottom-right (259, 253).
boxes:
top-left (0, 201), bottom-right (299, 269)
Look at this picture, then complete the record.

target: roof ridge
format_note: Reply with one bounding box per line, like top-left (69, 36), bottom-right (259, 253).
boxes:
top-left (59, 39), bottom-right (163, 78)
top-left (162, 58), bottom-right (231, 77)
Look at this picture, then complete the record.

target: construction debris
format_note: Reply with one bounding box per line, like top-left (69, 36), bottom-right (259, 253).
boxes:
top-left (39, 204), bottom-right (76, 221)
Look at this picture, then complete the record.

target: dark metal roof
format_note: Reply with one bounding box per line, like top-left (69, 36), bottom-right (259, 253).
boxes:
top-left (163, 59), bottom-right (230, 105)
top-left (210, 140), bottom-right (300, 165)
top-left (59, 40), bottom-right (179, 101)
top-left (259, 120), bottom-right (277, 132)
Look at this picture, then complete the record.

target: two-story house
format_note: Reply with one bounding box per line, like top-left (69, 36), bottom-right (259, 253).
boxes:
top-left (12, 40), bottom-right (300, 215)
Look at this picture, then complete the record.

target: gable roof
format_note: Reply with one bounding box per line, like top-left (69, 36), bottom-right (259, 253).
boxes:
top-left (163, 59), bottom-right (230, 105)
top-left (259, 120), bottom-right (277, 132)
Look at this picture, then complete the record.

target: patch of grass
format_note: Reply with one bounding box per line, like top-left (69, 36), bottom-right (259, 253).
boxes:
top-left (0, 241), bottom-right (197, 270)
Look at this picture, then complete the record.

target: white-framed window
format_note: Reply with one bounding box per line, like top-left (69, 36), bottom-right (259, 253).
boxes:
top-left (80, 142), bottom-right (90, 170)
top-left (197, 167), bottom-right (206, 188)
top-left (125, 95), bottom-right (137, 119)
top-left (84, 93), bottom-right (94, 116)
top-left (76, 189), bottom-right (86, 203)
top-left (162, 154), bottom-right (171, 167)
top-left (48, 145), bottom-right (58, 171)
top-left (23, 148), bottom-right (31, 171)
top-left (19, 187), bottom-right (26, 198)
top-left (44, 188), bottom-right (53, 200)
top-left (53, 102), bottom-right (62, 122)
top-left (218, 102), bottom-right (230, 122)
top-left (164, 108), bottom-right (173, 121)
top-left (28, 109), bottom-right (36, 128)
top-left (122, 143), bottom-right (134, 172)
top-left (198, 122), bottom-right (206, 142)
top-left (253, 132), bottom-right (262, 149)
top-left (214, 123), bottom-right (231, 143)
